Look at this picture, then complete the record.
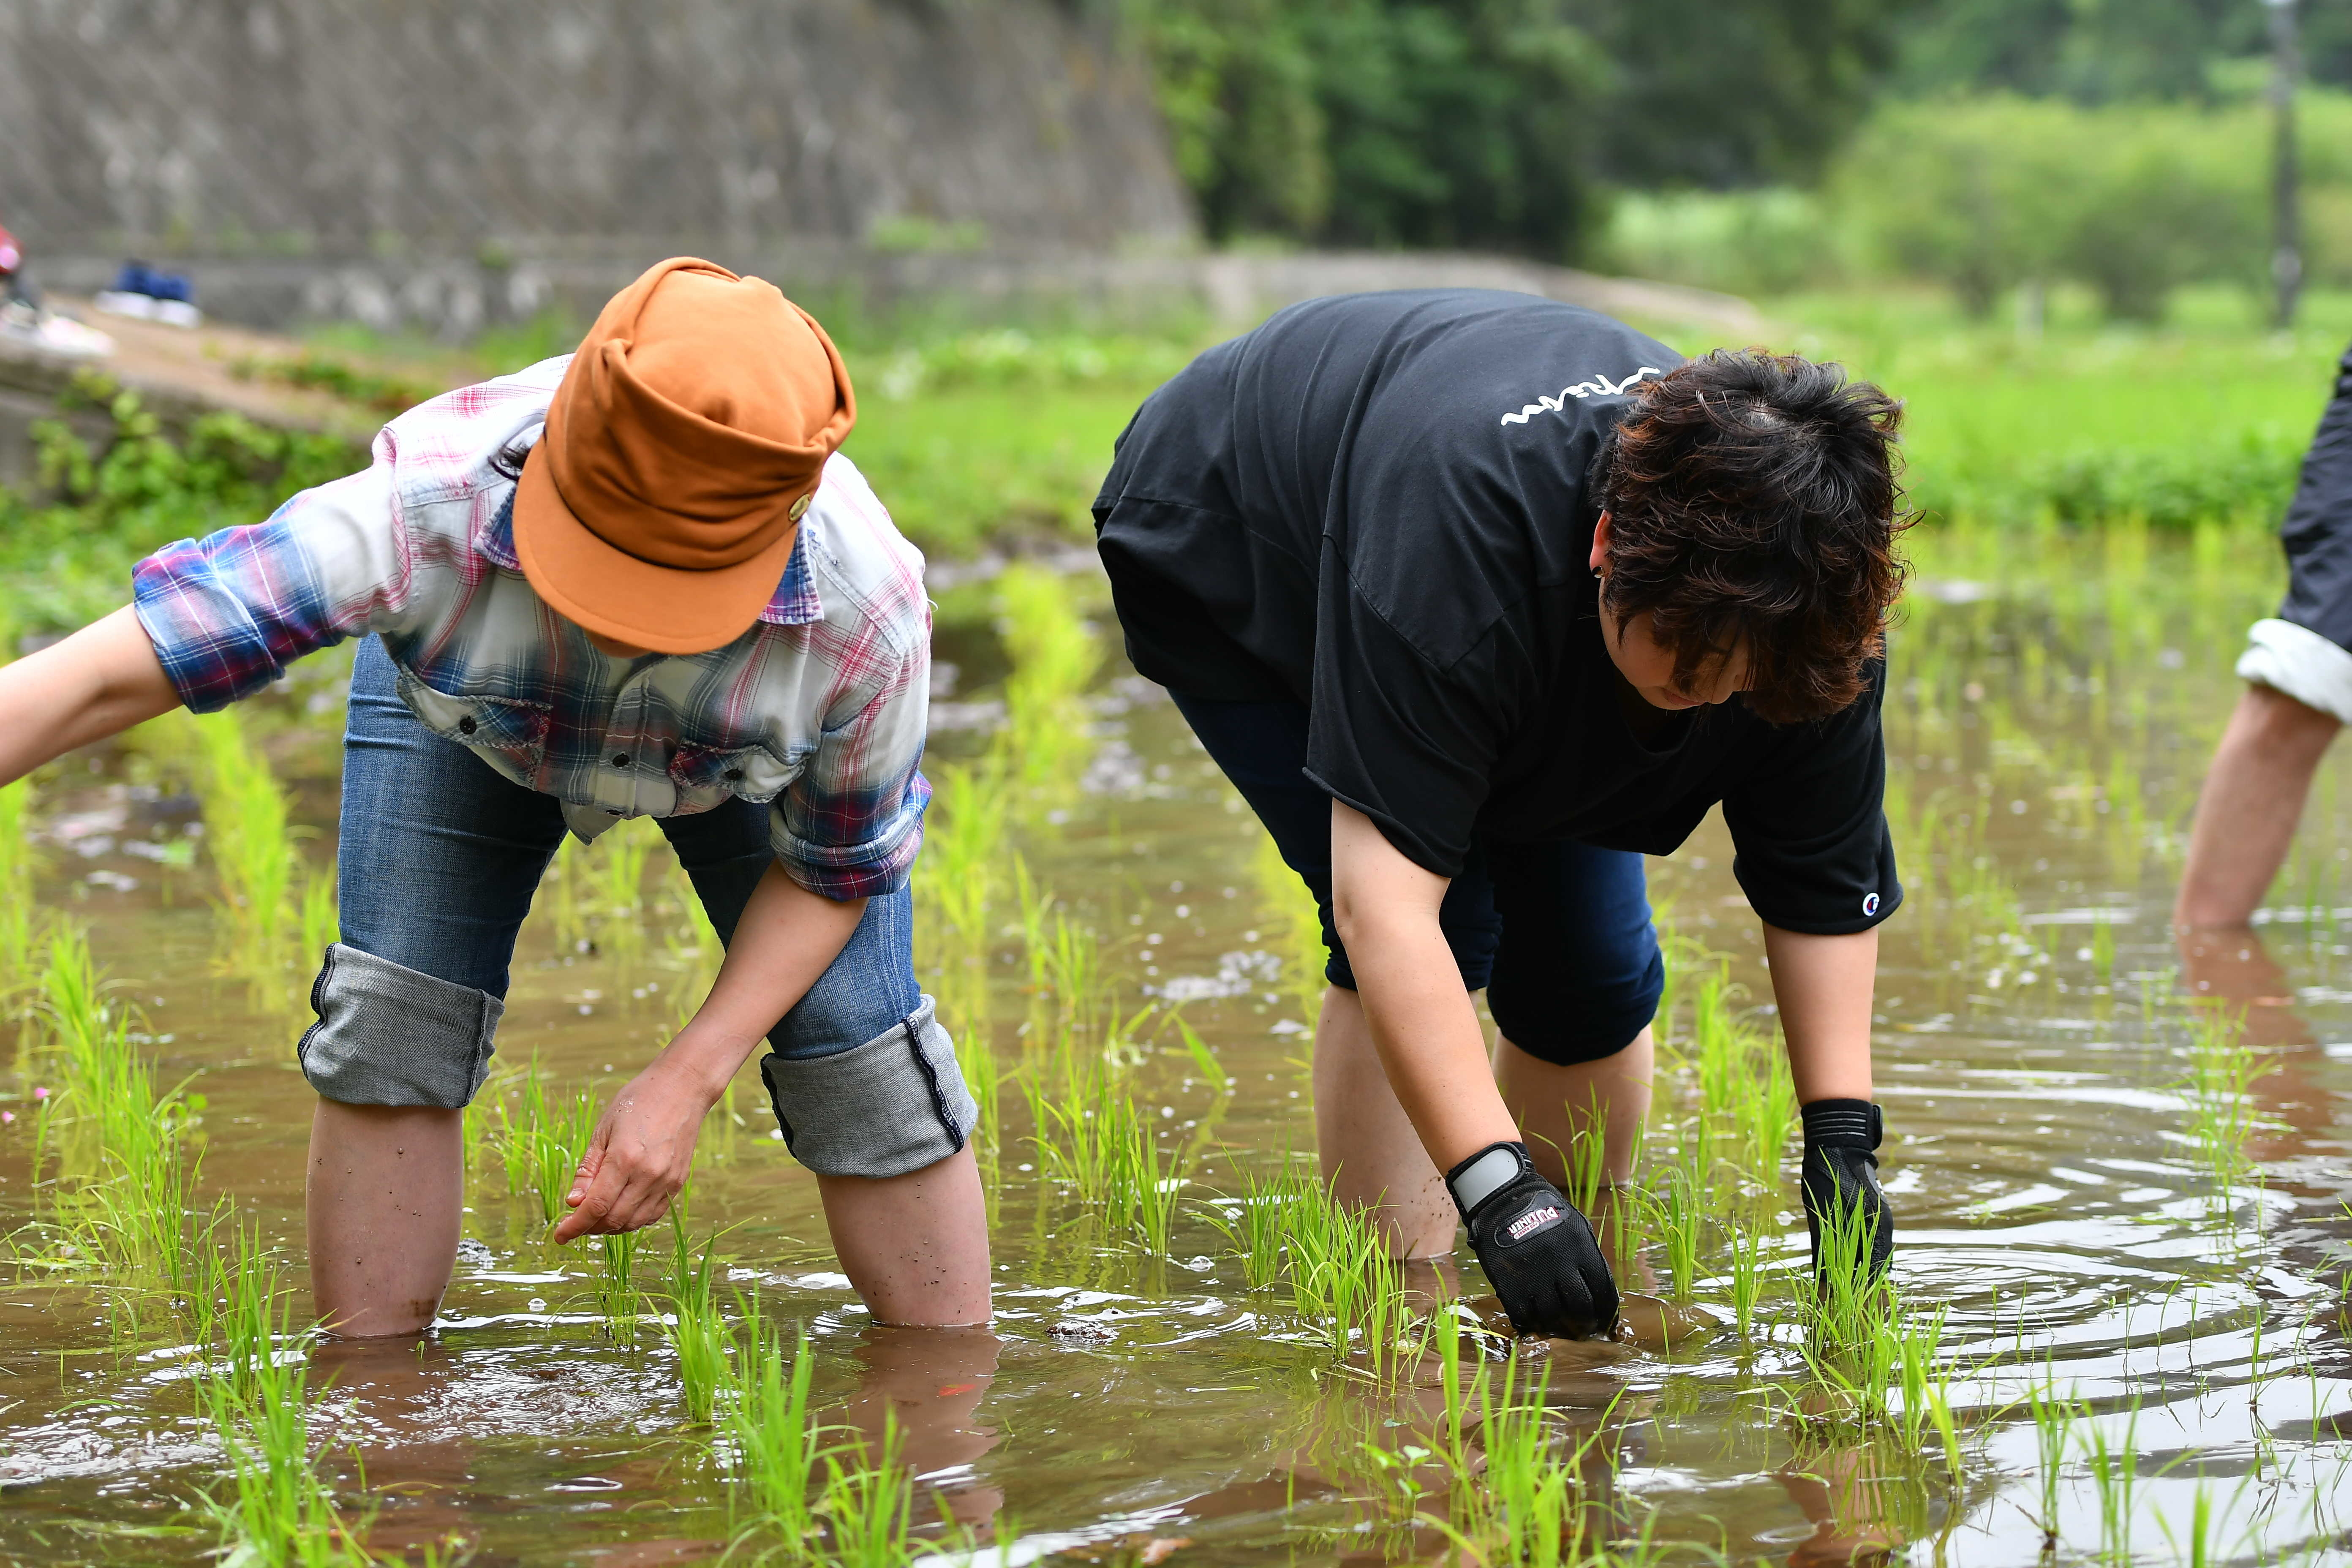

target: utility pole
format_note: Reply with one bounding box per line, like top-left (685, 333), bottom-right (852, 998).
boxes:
top-left (2268, 0), bottom-right (2303, 327)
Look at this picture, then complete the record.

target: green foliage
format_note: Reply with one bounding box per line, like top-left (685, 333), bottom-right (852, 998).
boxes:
top-left (1125, 0), bottom-right (1907, 255)
top-left (1834, 94), bottom-right (2269, 319)
top-left (1127, 0), bottom-right (1604, 253)
top-left (231, 351), bottom-right (445, 415)
top-left (0, 375), bottom-right (364, 634)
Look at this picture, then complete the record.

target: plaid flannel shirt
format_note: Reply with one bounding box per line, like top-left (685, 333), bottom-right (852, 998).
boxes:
top-left (132, 356), bottom-right (933, 901)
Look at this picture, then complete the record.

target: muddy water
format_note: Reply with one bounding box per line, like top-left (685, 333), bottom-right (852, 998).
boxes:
top-left (5, 540), bottom-right (2352, 1565)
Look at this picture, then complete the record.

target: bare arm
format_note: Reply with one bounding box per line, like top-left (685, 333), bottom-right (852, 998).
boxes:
top-left (1328, 800), bottom-right (1518, 1172)
top-left (1760, 923), bottom-right (1877, 1102)
top-left (0, 607), bottom-right (183, 781)
top-left (555, 860), bottom-right (866, 1240)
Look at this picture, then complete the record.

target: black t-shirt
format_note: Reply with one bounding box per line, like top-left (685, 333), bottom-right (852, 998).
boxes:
top-left (1093, 289), bottom-right (1899, 936)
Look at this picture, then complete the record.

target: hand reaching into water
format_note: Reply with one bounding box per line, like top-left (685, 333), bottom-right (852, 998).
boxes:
top-left (1448, 1140), bottom-right (1620, 1338)
top-left (551, 1057), bottom-right (716, 1243)
top-left (1800, 1099), bottom-right (1892, 1285)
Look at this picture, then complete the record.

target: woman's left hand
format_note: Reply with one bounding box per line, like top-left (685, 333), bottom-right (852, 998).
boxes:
top-left (551, 1058), bottom-right (717, 1242)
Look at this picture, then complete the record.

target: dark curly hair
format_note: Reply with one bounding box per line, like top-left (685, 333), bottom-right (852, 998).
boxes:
top-left (1595, 348), bottom-right (1911, 725)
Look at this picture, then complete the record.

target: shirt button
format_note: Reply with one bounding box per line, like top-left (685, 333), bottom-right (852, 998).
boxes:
top-left (724, 768), bottom-right (744, 783)
top-left (457, 716), bottom-right (477, 735)
top-left (612, 752), bottom-right (630, 768)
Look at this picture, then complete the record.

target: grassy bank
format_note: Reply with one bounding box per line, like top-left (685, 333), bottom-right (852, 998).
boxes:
top-left (4, 289), bottom-right (2347, 641)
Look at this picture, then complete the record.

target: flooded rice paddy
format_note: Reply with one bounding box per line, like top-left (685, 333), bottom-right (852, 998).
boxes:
top-left (3, 521), bottom-right (2351, 1565)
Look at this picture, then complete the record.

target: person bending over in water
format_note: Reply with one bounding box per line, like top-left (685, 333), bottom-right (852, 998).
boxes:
top-left (1094, 290), bottom-right (1909, 1337)
top-left (2179, 339), bottom-right (2352, 932)
top-left (0, 259), bottom-right (987, 1335)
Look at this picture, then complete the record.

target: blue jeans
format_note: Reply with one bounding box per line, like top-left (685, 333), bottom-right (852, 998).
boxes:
top-left (1173, 693), bottom-right (1663, 1065)
top-left (297, 637), bottom-right (974, 1178)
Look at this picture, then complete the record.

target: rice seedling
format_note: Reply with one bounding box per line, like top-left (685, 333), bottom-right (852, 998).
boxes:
top-left (594, 816), bottom-right (657, 966)
top-left (1889, 1304), bottom-right (1948, 1454)
top-left (545, 836), bottom-right (591, 954)
top-left (2080, 1402), bottom-right (2142, 1563)
top-left (201, 1227), bottom-right (370, 1565)
top-left (1101, 1097), bottom-right (1183, 1252)
top-left (296, 867), bottom-right (338, 961)
top-left (1211, 1160), bottom-right (1318, 1290)
top-left (1440, 1358), bottom-right (1621, 1568)
top-left (1723, 1210), bottom-right (1769, 1339)
top-left (1251, 828), bottom-right (1326, 1027)
top-left (2157, 1482), bottom-right (2226, 1568)
top-left (664, 1211), bottom-right (731, 1425)
top-left (1737, 1044), bottom-right (1800, 1195)
top-left (2023, 1369), bottom-right (2080, 1552)
top-left (596, 1229), bottom-right (639, 1340)
top-left (914, 759), bottom-right (1005, 1045)
top-left (656, 861), bottom-right (725, 1035)
top-left (491, 1060), bottom-right (601, 1227)
top-left (1644, 1167), bottom-right (1703, 1303)
top-left (723, 1303), bottom-right (832, 1557)
top-left (2178, 1002), bottom-right (2268, 1188)
top-left (1028, 1060), bottom-right (1185, 1251)
top-left (34, 927), bottom-right (201, 1290)
top-left (2088, 907), bottom-right (2117, 985)
top-left (182, 708), bottom-right (302, 984)
top-left (818, 1414), bottom-right (916, 1568)
top-left (991, 562), bottom-right (1102, 811)
top-left (1805, 1178), bottom-right (1895, 1353)
top-left (0, 776), bottom-right (38, 1007)
top-left (531, 1088), bottom-right (601, 1227)
top-left (1039, 909), bottom-right (1105, 1052)
top-left (1286, 1185), bottom-right (1413, 1371)
top-left (1558, 1103), bottom-right (1612, 1217)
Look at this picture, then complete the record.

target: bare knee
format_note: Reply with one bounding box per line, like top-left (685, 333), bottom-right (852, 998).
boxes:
top-left (2238, 683), bottom-right (2342, 754)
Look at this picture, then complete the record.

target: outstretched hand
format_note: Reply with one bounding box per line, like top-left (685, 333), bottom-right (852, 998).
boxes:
top-left (551, 1060), bottom-right (715, 1244)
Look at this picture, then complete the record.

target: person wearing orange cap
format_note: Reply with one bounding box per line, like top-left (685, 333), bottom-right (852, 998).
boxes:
top-left (0, 259), bottom-right (990, 1336)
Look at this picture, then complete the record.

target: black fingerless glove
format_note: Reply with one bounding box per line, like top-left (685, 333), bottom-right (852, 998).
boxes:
top-left (1447, 1140), bottom-right (1619, 1339)
top-left (1801, 1099), bottom-right (1892, 1285)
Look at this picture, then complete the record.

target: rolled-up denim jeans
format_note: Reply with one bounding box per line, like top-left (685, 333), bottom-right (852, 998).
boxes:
top-left (299, 636), bottom-right (974, 1178)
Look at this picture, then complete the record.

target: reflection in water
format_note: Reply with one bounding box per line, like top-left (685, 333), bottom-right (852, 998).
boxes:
top-left (838, 1323), bottom-right (1005, 1524)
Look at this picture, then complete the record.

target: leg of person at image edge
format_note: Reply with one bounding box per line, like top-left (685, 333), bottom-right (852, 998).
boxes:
top-left (1177, 694), bottom-right (1891, 1330)
top-left (303, 637), bottom-right (988, 1337)
top-left (2179, 339), bottom-right (2352, 931)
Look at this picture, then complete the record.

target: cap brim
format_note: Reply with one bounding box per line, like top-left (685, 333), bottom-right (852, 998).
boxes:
top-left (512, 441), bottom-right (794, 656)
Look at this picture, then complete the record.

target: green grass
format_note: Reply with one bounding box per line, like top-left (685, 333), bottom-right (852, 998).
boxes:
top-left (2179, 1004), bottom-right (2270, 1189)
top-left (0, 777), bottom-right (38, 1005)
top-left (991, 563), bottom-right (1103, 819)
top-left (179, 707), bottom-right (309, 990)
top-left (663, 1212), bottom-right (730, 1426)
top-left (200, 1225), bottom-right (370, 1565)
top-left (489, 1060), bottom-right (602, 1228)
top-left (31, 927), bottom-right (204, 1292)
top-left (839, 381), bottom-right (1154, 559)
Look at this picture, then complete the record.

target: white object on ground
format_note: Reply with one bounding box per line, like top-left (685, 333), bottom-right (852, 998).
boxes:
top-left (0, 310), bottom-right (114, 360)
top-left (2238, 617), bottom-right (2352, 724)
top-left (93, 291), bottom-right (201, 328)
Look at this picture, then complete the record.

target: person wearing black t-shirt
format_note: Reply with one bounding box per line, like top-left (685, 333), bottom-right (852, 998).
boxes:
top-left (1093, 291), bottom-right (1909, 1338)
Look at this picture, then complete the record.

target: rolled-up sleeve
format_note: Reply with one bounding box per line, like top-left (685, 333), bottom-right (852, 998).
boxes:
top-left (131, 453), bottom-right (413, 713)
top-left (770, 637), bottom-right (932, 900)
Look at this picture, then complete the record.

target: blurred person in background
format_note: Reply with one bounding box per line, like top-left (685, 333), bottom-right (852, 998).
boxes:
top-left (0, 258), bottom-right (989, 1337)
top-left (1094, 290), bottom-right (1910, 1340)
top-left (2179, 345), bottom-right (2352, 931)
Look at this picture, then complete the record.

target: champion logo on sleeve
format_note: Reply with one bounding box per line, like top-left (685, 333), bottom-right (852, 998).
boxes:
top-left (1498, 368), bottom-right (1665, 426)
top-left (1863, 893), bottom-right (1881, 916)
top-left (1506, 1205), bottom-right (1563, 1243)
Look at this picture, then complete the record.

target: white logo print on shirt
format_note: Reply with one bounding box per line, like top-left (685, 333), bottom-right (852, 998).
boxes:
top-left (1498, 368), bottom-right (1665, 426)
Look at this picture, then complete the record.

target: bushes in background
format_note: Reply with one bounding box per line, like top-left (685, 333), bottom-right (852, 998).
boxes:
top-left (1599, 90), bottom-right (2352, 322)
